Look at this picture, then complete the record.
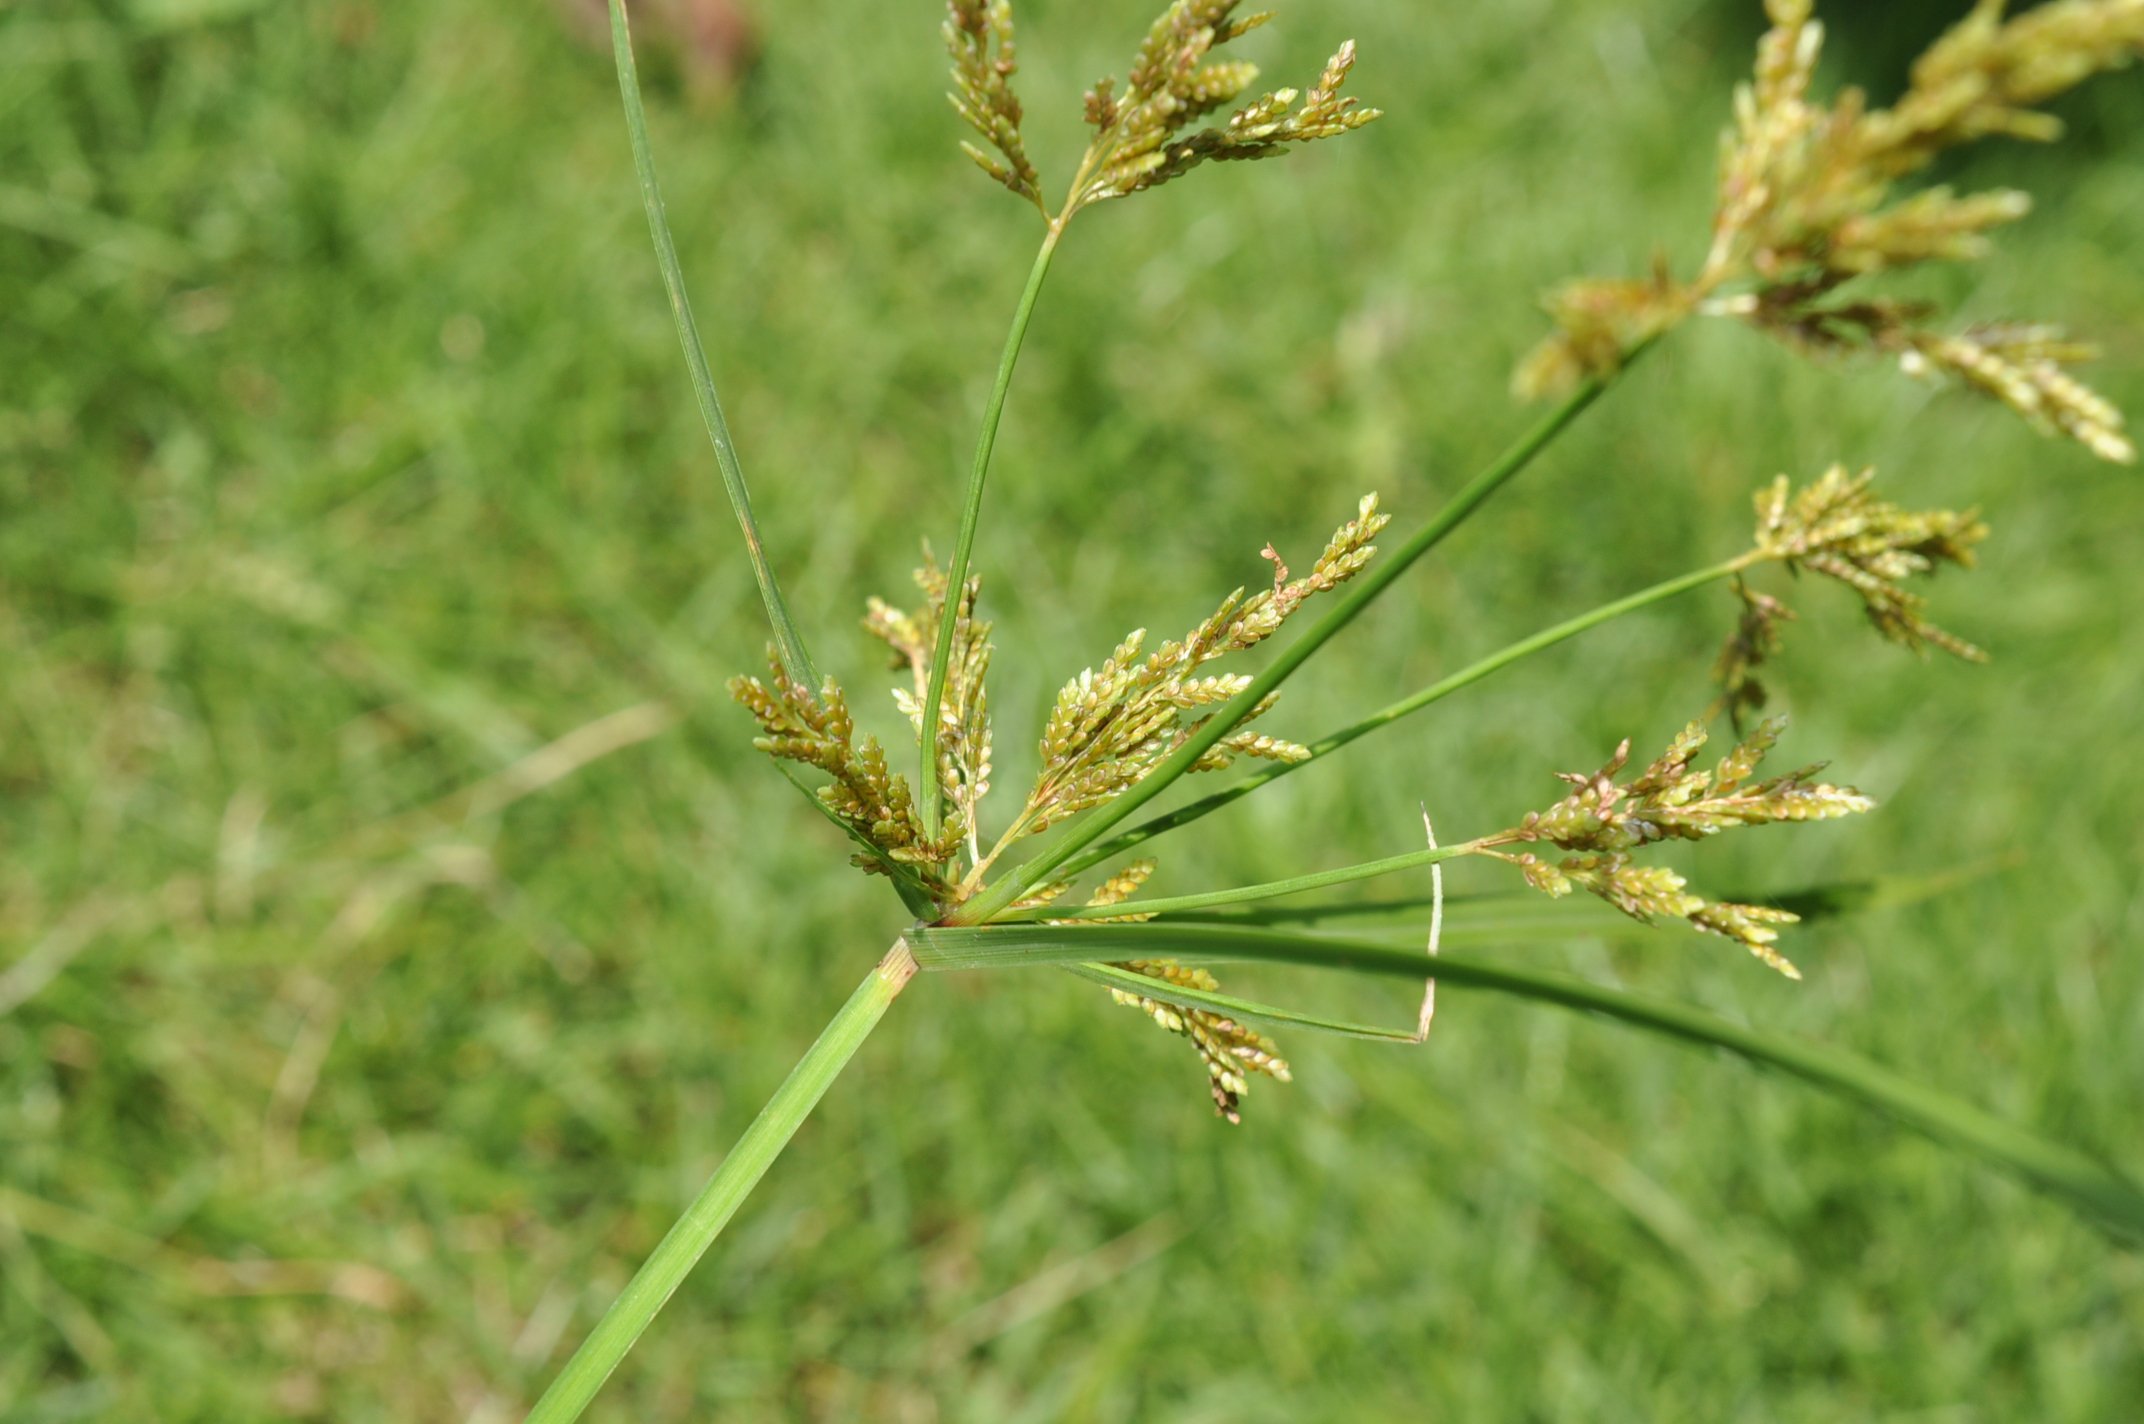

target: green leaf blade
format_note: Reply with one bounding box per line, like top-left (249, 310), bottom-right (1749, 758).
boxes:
top-left (912, 922), bottom-right (2144, 1242)
top-left (1064, 962), bottom-right (1422, 1042)
top-left (609, 0), bottom-right (817, 688)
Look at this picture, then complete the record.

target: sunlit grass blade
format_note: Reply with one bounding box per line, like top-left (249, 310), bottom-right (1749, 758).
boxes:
top-left (910, 922), bottom-right (2144, 1242)
top-left (1169, 900), bottom-right (1636, 943)
top-left (609, 0), bottom-right (817, 687)
top-left (998, 841), bottom-right (1472, 922)
top-left (1059, 553), bottom-right (1740, 878)
top-left (524, 944), bottom-right (917, 1424)
top-left (1171, 860), bottom-right (2014, 932)
top-left (919, 227), bottom-right (1064, 840)
top-left (1064, 962), bottom-right (1421, 1041)
top-left (959, 345), bottom-right (1655, 923)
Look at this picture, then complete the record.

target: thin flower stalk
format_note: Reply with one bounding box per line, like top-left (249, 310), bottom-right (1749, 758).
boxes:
top-left (953, 351), bottom-right (1647, 926)
top-left (923, 0), bottom-right (1386, 840)
top-left (915, 226), bottom-right (1057, 843)
top-left (1036, 716), bottom-right (1872, 983)
top-left (1002, 841), bottom-right (1479, 922)
top-left (1059, 556), bottom-right (1750, 878)
top-left (1060, 461), bottom-right (1979, 873)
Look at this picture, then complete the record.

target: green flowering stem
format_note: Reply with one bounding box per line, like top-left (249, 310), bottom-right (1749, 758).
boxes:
top-left (956, 342), bottom-right (1656, 925)
top-left (920, 223), bottom-right (1066, 842)
top-left (1058, 552), bottom-right (1750, 878)
top-left (909, 923), bottom-right (2144, 1242)
top-left (1172, 857), bottom-right (2007, 932)
top-left (609, 0), bottom-right (815, 687)
top-left (523, 942), bottom-right (918, 1424)
top-left (1001, 841), bottom-right (1481, 922)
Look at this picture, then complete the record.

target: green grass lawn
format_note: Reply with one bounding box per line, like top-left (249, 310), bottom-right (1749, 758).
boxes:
top-left (4, 1), bottom-right (2143, 1418)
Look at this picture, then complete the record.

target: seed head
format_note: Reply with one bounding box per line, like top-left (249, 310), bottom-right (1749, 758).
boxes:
top-left (945, 0), bottom-right (1044, 212)
top-left (1518, 0), bottom-right (2140, 462)
top-left (1109, 959), bottom-right (1292, 1123)
top-left (1023, 494), bottom-right (1385, 834)
top-left (1490, 717), bottom-right (1875, 976)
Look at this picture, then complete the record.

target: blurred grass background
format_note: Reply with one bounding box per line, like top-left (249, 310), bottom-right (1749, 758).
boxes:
top-left (4, 0), bottom-right (2143, 1418)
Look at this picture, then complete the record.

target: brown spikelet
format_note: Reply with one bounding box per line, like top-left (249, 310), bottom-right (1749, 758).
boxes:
top-left (1487, 717), bottom-right (1874, 977)
top-left (1518, 0), bottom-right (2140, 461)
top-left (1020, 494), bottom-right (1385, 836)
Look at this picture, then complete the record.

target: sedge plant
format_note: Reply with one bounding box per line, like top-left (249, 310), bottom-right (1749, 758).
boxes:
top-left (526, 3), bottom-right (2144, 1418)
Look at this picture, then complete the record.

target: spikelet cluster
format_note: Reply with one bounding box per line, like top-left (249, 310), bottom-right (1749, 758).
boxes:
top-left (1062, 858), bottom-right (1161, 925)
top-left (1715, 464), bottom-right (1990, 720)
top-left (1490, 718), bottom-right (1874, 976)
top-left (1109, 959), bottom-right (1292, 1123)
top-left (1517, 0), bottom-right (2140, 463)
top-left (945, 0), bottom-right (1381, 220)
top-left (1074, 8), bottom-right (1380, 210)
top-left (1898, 325), bottom-right (2133, 464)
top-left (1753, 464), bottom-right (1989, 655)
top-left (866, 556), bottom-right (995, 861)
top-left (1020, 494), bottom-right (1388, 834)
top-left (944, 0), bottom-right (1044, 211)
top-left (728, 654), bottom-right (962, 895)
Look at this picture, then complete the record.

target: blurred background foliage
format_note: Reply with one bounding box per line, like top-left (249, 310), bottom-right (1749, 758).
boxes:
top-left (2, 0), bottom-right (2141, 1418)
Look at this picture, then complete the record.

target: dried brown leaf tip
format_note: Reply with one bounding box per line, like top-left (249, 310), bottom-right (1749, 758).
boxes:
top-left (1109, 959), bottom-right (1291, 1123)
top-left (1715, 464), bottom-right (1989, 722)
top-left (1073, 5), bottom-right (1380, 210)
top-left (945, 0), bottom-right (1045, 212)
top-left (1518, 0), bottom-right (2140, 463)
top-left (1485, 718), bottom-right (1875, 977)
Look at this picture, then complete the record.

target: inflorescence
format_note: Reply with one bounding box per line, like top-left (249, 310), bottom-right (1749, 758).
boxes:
top-left (1482, 719), bottom-right (1874, 979)
top-left (725, 0), bottom-right (2124, 1121)
top-left (1714, 463), bottom-right (1989, 724)
top-left (1518, 0), bottom-right (2141, 464)
top-left (948, 0), bottom-right (1380, 229)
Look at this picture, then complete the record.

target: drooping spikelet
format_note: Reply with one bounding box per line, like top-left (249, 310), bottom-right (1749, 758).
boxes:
top-left (1109, 959), bottom-right (1292, 1123)
top-left (1518, 0), bottom-right (2140, 463)
top-left (1713, 464), bottom-right (1989, 722)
